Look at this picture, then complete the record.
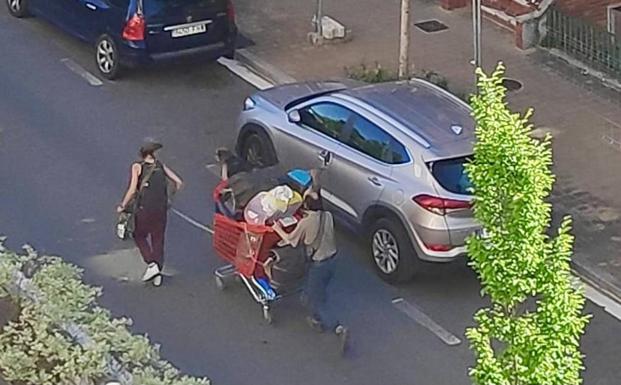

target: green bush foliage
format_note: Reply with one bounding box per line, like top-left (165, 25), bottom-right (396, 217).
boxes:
top-left (465, 64), bottom-right (591, 385)
top-left (0, 239), bottom-right (209, 385)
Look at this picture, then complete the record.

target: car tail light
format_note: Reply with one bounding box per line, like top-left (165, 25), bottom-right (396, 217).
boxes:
top-left (425, 243), bottom-right (453, 252)
top-left (413, 194), bottom-right (471, 216)
top-left (226, 0), bottom-right (236, 23)
top-left (122, 13), bottom-right (145, 41)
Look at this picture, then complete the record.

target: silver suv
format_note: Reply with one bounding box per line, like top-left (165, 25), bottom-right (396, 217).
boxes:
top-left (235, 80), bottom-right (477, 282)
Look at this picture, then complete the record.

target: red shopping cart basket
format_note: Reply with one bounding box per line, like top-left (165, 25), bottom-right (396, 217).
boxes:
top-left (212, 180), bottom-right (281, 277)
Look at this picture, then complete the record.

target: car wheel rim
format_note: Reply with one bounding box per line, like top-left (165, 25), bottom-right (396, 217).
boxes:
top-left (245, 137), bottom-right (264, 166)
top-left (9, 0), bottom-right (21, 12)
top-left (96, 40), bottom-right (115, 74)
top-left (372, 229), bottom-right (399, 274)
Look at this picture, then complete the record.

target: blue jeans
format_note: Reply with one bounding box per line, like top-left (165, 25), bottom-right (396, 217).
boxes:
top-left (305, 255), bottom-right (339, 331)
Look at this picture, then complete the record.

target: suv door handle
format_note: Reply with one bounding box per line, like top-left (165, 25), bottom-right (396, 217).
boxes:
top-left (85, 2), bottom-right (97, 10)
top-left (317, 150), bottom-right (332, 167)
top-left (368, 176), bottom-right (382, 187)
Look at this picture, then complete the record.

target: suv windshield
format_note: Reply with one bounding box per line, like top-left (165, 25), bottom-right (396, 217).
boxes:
top-left (430, 156), bottom-right (472, 195)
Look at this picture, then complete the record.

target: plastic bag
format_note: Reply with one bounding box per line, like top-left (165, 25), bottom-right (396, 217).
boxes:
top-left (244, 185), bottom-right (302, 225)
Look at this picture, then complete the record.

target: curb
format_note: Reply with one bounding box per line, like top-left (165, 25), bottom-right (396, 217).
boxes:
top-left (572, 259), bottom-right (621, 304)
top-left (235, 48), bottom-right (297, 86)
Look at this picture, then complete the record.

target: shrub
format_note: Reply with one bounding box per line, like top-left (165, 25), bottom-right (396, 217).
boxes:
top-left (0, 239), bottom-right (210, 385)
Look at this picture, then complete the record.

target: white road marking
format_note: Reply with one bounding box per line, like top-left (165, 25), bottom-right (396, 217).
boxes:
top-left (60, 58), bottom-right (103, 86)
top-left (171, 208), bottom-right (214, 234)
top-left (392, 297), bottom-right (462, 346)
top-left (205, 163), bottom-right (221, 177)
top-left (217, 57), bottom-right (273, 90)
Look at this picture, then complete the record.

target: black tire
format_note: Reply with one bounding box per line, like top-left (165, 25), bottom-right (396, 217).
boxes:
top-left (95, 35), bottom-right (122, 80)
top-left (240, 131), bottom-right (277, 168)
top-left (369, 218), bottom-right (417, 283)
top-left (6, 0), bottom-right (29, 17)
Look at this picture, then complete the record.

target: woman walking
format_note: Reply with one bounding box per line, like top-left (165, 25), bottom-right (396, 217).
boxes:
top-left (117, 141), bottom-right (183, 286)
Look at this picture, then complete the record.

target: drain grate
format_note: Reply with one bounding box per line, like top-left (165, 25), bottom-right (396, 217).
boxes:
top-left (414, 20), bottom-right (449, 33)
top-left (502, 78), bottom-right (523, 92)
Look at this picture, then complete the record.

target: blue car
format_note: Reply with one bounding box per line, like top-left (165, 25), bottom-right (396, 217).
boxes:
top-left (6, 0), bottom-right (238, 79)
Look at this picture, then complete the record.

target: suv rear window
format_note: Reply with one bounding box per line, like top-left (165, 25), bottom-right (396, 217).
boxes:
top-left (430, 156), bottom-right (472, 195)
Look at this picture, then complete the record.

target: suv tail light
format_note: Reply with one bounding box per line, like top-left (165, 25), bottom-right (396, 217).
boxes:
top-left (122, 13), bottom-right (145, 41)
top-left (226, 0), bottom-right (236, 23)
top-left (413, 194), bottom-right (471, 216)
top-left (425, 243), bottom-right (453, 252)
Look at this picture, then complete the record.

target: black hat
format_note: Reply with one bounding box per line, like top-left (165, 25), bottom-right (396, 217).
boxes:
top-left (140, 141), bottom-right (163, 156)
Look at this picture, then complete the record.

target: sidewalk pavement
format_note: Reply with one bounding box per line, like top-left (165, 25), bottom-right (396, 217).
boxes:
top-left (234, 0), bottom-right (621, 300)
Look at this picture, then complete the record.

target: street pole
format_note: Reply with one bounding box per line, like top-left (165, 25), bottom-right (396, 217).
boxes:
top-left (316, 0), bottom-right (324, 38)
top-left (398, 0), bottom-right (411, 79)
top-left (472, 0), bottom-right (482, 69)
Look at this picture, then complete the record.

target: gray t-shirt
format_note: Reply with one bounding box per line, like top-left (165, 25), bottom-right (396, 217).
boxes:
top-left (279, 210), bottom-right (337, 262)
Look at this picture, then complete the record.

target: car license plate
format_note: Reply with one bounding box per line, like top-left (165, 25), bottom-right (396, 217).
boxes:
top-left (171, 23), bottom-right (207, 38)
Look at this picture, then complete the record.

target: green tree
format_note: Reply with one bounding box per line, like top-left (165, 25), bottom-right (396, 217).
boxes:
top-left (465, 63), bottom-right (590, 385)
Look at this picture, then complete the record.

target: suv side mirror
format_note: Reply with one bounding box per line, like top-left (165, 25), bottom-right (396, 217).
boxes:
top-left (287, 110), bottom-right (301, 123)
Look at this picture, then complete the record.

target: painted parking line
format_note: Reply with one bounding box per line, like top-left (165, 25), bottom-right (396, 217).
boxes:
top-left (171, 208), bottom-right (214, 234)
top-left (392, 297), bottom-right (462, 346)
top-left (205, 163), bottom-right (221, 177)
top-left (60, 58), bottom-right (103, 86)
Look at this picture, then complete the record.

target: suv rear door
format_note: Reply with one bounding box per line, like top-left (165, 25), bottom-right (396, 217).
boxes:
top-left (143, 0), bottom-right (232, 54)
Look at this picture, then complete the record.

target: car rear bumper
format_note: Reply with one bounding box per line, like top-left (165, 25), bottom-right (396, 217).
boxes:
top-left (118, 33), bottom-right (236, 67)
top-left (398, 203), bottom-right (473, 263)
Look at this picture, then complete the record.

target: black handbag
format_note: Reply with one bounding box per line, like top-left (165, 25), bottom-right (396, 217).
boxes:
top-left (115, 162), bottom-right (157, 240)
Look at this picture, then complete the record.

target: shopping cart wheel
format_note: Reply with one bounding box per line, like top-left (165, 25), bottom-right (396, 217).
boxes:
top-left (215, 275), bottom-right (226, 291)
top-left (262, 305), bottom-right (273, 324)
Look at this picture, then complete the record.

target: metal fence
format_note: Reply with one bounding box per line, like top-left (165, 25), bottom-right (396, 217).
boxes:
top-left (543, 6), bottom-right (621, 77)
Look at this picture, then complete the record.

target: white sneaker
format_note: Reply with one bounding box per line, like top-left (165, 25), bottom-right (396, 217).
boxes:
top-left (142, 263), bottom-right (160, 282)
top-left (153, 275), bottom-right (162, 287)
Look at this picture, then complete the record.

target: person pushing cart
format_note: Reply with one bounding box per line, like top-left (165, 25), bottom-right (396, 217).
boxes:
top-left (272, 179), bottom-right (350, 354)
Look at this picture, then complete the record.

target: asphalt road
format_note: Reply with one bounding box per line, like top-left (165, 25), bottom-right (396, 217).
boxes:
top-left (1, 9), bottom-right (621, 385)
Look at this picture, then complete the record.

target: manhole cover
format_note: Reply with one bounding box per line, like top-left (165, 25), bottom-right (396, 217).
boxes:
top-left (502, 78), bottom-right (523, 91)
top-left (414, 20), bottom-right (449, 33)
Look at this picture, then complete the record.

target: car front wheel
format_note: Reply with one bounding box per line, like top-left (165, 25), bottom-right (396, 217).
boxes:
top-left (370, 218), bottom-right (417, 283)
top-left (240, 132), bottom-right (276, 168)
top-left (6, 0), bottom-right (29, 17)
top-left (95, 35), bottom-right (122, 80)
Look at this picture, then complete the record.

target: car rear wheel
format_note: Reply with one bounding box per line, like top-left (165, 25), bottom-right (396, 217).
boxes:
top-left (6, 0), bottom-right (29, 17)
top-left (95, 35), bottom-right (122, 80)
top-left (240, 132), bottom-right (276, 168)
top-left (370, 218), bottom-right (417, 283)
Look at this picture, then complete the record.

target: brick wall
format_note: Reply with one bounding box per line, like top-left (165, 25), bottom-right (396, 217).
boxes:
top-left (556, 0), bottom-right (620, 27)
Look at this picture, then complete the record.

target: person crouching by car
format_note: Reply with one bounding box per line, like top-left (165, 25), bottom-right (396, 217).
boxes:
top-left (272, 185), bottom-right (350, 355)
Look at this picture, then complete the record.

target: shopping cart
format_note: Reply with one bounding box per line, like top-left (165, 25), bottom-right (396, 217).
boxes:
top-left (211, 179), bottom-right (297, 324)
